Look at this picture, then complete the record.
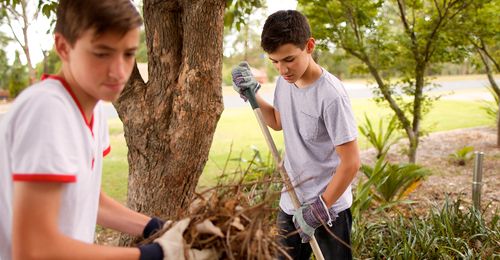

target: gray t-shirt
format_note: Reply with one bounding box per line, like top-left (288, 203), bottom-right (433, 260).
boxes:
top-left (274, 68), bottom-right (358, 214)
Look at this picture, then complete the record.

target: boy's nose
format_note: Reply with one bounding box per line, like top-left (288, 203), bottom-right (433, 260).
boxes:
top-left (278, 63), bottom-right (288, 75)
top-left (109, 57), bottom-right (127, 80)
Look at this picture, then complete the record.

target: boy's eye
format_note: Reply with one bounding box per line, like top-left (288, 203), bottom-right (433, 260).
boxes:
top-left (284, 58), bottom-right (294, 62)
top-left (125, 52), bottom-right (136, 58)
top-left (94, 52), bottom-right (110, 58)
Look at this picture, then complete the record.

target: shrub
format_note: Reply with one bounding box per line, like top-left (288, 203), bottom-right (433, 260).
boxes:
top-left (352, 199), bottom-right (500, 258)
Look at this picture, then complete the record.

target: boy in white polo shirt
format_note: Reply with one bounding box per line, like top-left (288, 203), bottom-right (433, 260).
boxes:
top-left (232, 10), bottom-right (361, 259)
top-left (0, 1), bottom-right (201, 259)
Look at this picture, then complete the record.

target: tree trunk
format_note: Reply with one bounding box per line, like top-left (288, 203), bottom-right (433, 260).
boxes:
top-left (408, 66), bottom-right (425, 163)
top-left (408, 132), bottom-right (418, 163)
top-left (20, 0), bottom-right (35, 84)
top-left (478, 47), bottom-right (500, 147)
top-left (114, 0), bottom-right (225, 244)
top-left (497, 105), bottom-right (500, 147)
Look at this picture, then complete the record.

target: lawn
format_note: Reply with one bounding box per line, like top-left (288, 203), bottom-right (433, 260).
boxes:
top-left (101, 98), bottom-right (493, 202)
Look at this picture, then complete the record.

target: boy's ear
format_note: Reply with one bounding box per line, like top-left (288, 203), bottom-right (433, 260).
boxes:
top-left (306, 37), bottom-right (315, 54)
top-left (54, 33), bottom-right (71, 62)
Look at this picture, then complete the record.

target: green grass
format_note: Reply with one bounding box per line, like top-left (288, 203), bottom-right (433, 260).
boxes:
top-left (101, 122), bottom-right (129, 203)
top-left (102, 99), bottom-right (493, 198)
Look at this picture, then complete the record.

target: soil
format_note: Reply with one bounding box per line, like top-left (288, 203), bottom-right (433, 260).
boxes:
top-left (359, 126), bottom-right (499, 218)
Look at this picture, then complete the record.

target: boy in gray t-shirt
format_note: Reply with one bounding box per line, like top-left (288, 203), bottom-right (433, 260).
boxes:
top-left (232, 10), bottom-right (360, 260)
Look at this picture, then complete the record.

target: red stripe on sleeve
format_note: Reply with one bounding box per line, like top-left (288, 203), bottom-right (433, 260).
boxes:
top-left (13, 174), bottom-right (77, 183)
top-left (103, 146), bottom-right (111, 157)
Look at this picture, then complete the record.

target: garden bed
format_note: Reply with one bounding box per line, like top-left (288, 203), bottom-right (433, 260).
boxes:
top-left (359, 126), bottom-right (499, 219)
top-left (96, 126), bottom-right (500, 249)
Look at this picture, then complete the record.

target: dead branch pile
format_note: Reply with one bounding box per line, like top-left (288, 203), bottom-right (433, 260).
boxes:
top-left (145, 179), bottom-right (289, 259)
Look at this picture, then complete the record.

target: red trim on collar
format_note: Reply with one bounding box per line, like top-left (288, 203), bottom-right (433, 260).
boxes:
top-left (41, 74), bottom-right (94, 134)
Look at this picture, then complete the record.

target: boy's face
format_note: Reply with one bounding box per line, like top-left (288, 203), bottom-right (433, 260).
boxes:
top-left (56, 27), bottom-right (140, 103)
top-left (267, 39), bottom-right (314, 84)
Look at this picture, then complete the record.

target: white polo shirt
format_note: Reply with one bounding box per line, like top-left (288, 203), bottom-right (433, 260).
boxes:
top-left (0, 75), bottom-right (110, 260)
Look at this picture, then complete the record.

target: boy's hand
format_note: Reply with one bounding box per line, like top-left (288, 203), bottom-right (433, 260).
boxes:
top-left (231, 61), bottom-right (261, 101)
top-left (292, 195), bottom-right (338, 243)
top-left (154, 218), bottom-right (220, 260)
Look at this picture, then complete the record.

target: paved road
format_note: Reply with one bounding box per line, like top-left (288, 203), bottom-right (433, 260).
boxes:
top-left (0, 77), bottom-right (497, 121)
top-left (222, 78), bottom-right (497, 109)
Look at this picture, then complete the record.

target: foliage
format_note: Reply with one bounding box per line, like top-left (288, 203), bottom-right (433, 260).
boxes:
top-left (481, 85), bottom-right (500, 124)
top-left (353, 156), bottom-right (430, 215)
top-left (458, 0), bottom-right (500, 73)
top-left (34, 48), bottom-right (61, 77)
top-left (352, 198), bottom-right (500, 258)
top-left (448, 146), bottom-right (474, 166)
top-left (224, 0), bottom-right (265, 30)
top-left (298, 0), bottom-right (473, 162)
top-left (358, 113), bottom-right (401, 159)
top-left (8, 51), bottom-right (28, 98)
top-left (222, 16), bottom-right (270, 86)
top-left (36, 0), bottom-right (56, 19)
top-left (216, 145), bottom-right (282, 208)
top-left (0, 33), bottom-right (11, 90)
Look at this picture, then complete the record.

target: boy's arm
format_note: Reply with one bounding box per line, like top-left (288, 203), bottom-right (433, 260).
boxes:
top-left (97, 190), bottom-right (150, 236)
top-left (291, 139), bottom-right (360, 243)
top-left (321, 140), bottom-right (361, 207)
top-left (12, 182), bottom-right (140, 260)
top-left (255, 93), bottom-right (282, 131)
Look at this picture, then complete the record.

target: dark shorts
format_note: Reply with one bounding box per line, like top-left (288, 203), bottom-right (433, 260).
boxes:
top-left (276, 208), bottom-right (353, 260)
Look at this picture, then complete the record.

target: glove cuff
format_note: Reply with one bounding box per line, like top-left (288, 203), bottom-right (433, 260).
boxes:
top-left (319, 195), bottom-right (338, 227)
top-left (310, 195), bottom-right (337, 227)
top-left (143, 217), bottom-right (165, 239)
top-left (139, 242), bottom-right (163, 260)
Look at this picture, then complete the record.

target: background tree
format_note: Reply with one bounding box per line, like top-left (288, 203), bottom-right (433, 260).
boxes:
top-left (0, 32), bottom-right (11, 90)
top-left (34, 48), bottom-right (60, 76)
top-left (458, 0), bottom-right (500, 146)
top-left (299, 0), bottom-right (472, 162)
top-left (8, 50), bottom-right (28, 98)
top-left (0, 0), bottom-right (40, 84)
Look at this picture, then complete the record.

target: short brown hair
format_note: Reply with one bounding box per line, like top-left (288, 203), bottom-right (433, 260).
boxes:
top-left (55, 0), bottom-right (143, 45)
top-left (261, 10), bottom-right (311, 53)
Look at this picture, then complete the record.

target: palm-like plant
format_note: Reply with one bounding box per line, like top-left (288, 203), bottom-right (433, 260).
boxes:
top-left (358, 114), bottom-right (401, 159)
top-left (448, 146), bottom-right (474, 166)
top-left (481, 85), bottom-right (499, 123)
top-left (354, 156), bottom-right (430, 213)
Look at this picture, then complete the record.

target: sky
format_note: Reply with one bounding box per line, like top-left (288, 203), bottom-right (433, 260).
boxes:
top-left (1, 0), bottom-right (297, 66)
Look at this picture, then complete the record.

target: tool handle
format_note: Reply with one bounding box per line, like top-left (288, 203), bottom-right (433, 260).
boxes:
top-left (251, 108), bottom-right (325, 260)
top-left (244, 88), bottom-right (259, 110)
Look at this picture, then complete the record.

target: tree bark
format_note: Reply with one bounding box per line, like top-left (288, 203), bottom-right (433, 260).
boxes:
top-left (497, 105), bottom-right (500, 147)
top-left (114, 0), bottom-right (225, 243)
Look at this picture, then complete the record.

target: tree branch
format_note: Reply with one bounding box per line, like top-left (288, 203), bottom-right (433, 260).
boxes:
top-left (397, 0), bottom-right (419, 60)
top-left (479, 38), bottom-right (500, 73)
top-left (4, 14), bottom-right (25, 49)
top-left (477, 47), bottom-right (500, 98)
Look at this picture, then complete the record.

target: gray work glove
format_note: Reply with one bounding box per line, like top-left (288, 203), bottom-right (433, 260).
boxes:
top-left (292, 195), bottom-right (338, 243)
top-left (231, 61), bottom-right (261, 101)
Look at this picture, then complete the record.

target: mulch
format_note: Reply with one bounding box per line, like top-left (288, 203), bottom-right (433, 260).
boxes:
top-left (359, 126), bottom-right (499, 219)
